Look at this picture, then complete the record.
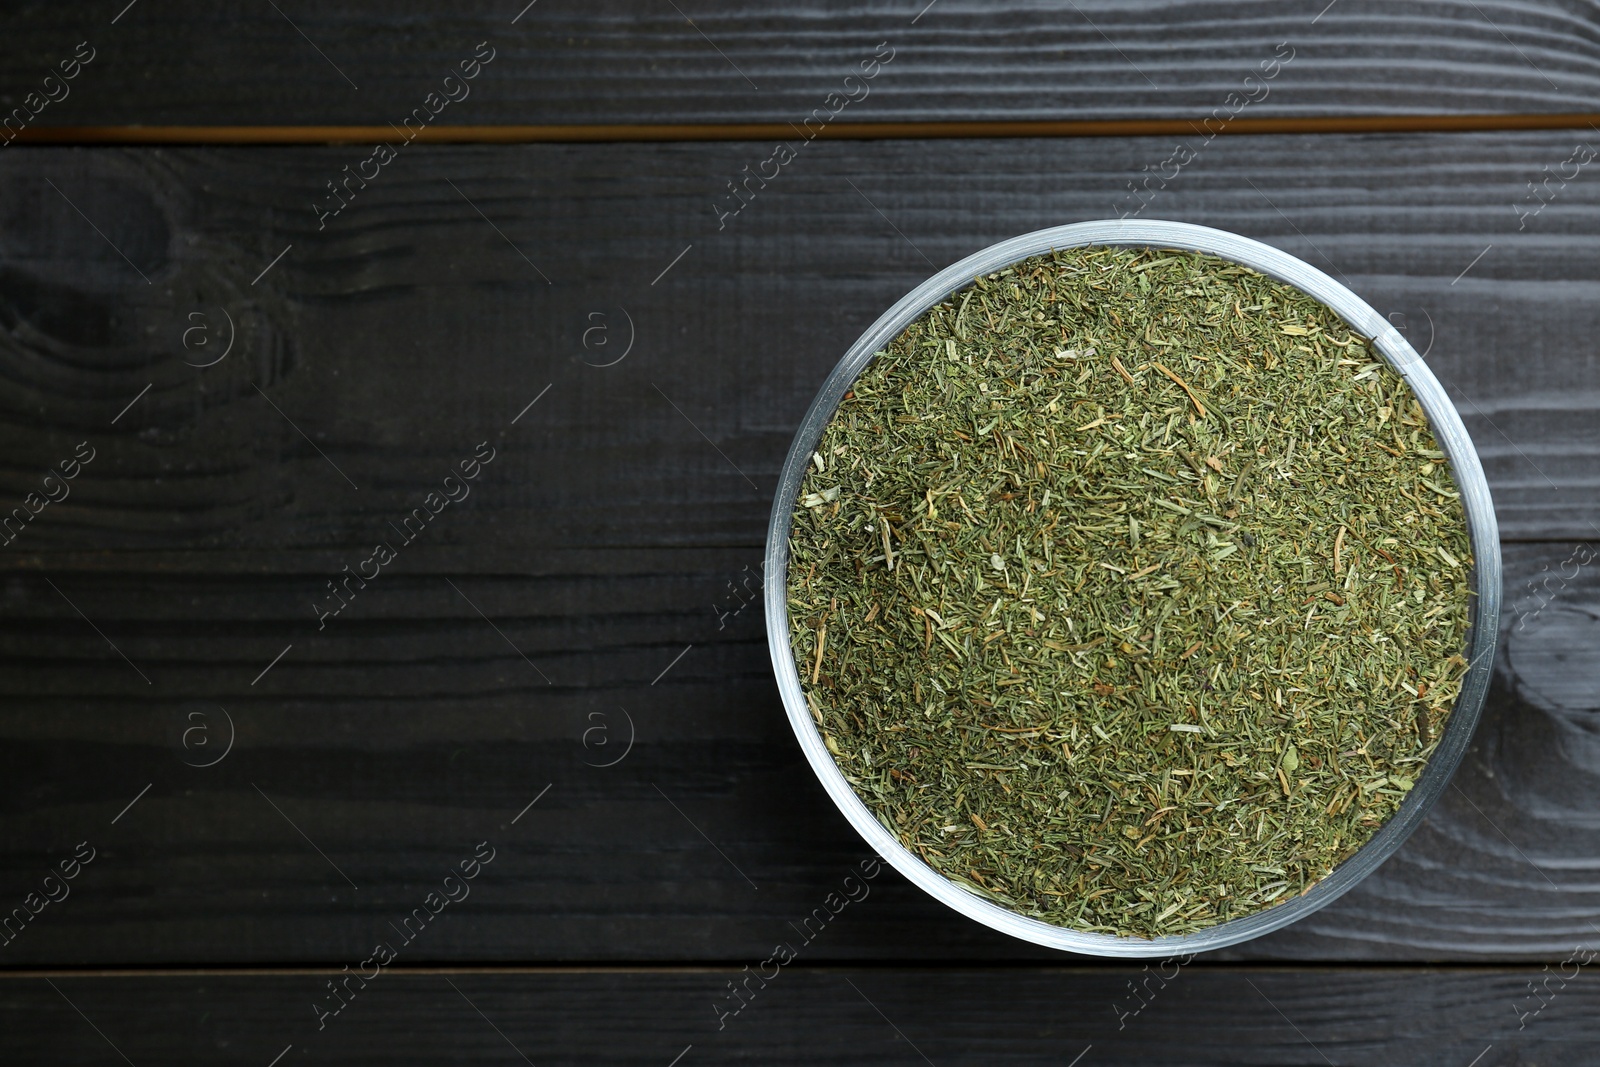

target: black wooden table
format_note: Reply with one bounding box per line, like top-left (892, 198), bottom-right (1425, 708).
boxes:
top-left (3, 3), bottom-right (1599, 1063)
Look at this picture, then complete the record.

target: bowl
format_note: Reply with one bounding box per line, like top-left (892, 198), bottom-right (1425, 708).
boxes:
top-left (763, 219), bottom-right (1500, 956)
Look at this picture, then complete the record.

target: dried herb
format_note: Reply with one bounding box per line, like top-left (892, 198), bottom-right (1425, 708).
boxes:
top-left (787, 246), bottom-right (1474, 938)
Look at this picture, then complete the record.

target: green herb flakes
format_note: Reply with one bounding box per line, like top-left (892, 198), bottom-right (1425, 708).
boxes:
top-left (786, 246), bottom-right (1474, 938)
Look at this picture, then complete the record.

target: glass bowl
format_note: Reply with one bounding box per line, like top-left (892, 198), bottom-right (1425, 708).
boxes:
top-left (763, 219), bottom-right (1501, 957)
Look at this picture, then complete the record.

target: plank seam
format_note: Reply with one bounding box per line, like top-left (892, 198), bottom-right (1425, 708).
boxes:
top-left (0, 961), bottom-right (1559, 977)
top-left (9, 113), bottom-right (1600, 145)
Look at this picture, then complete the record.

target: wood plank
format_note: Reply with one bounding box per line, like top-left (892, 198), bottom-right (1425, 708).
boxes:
top-left (0, 966), bottom-right (1582, 1064)
top-left (2, 546), bottom-right (1595, 963)
top-left (0, 135), bottom-right (1597, 963)
top-left (5, 2), bottom-right (1600, 127)
top-left (0, 134), bottom-right (1594, 549)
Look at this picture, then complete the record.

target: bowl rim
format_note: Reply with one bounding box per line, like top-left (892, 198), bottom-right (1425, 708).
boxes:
top-left (763, 218), bottom-right (1501, 957)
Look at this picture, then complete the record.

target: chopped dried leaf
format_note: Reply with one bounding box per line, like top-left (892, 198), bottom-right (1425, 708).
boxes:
top-left (787, 246), bottom-right (1474, 938)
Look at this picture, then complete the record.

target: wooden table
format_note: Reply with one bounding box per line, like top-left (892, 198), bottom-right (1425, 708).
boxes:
top-left (3, 3), bottom-right (1599, 1062)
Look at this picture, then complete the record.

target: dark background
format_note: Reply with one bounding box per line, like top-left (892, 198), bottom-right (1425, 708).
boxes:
top-left (2, 2), bottom-right (1598, 1063)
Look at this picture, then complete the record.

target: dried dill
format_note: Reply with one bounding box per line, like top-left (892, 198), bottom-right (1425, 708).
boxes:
top-left (786, 246), bottom-right (1474, 938)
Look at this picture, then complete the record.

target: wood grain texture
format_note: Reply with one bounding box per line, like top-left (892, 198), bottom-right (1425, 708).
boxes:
top-left (0, 134), bottom-right (1595, 549)
top-left (0, 135), bottom-right (1597, 966)
top-left (4, 547), bottom-right (1597, 965)
top-left (4, 2), bottom-right (1600, 127)
top-left (0, 967), bottom-right (1584, 1065)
